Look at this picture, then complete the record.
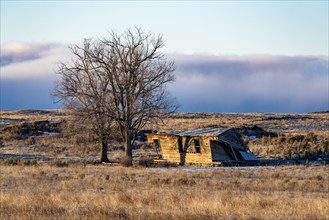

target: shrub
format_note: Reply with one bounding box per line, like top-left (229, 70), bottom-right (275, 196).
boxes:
top-left (173, 176), bottom-right (196, 186)
top-left (250, 132), bottom-right (329, 160)
top-left (77, 172), bottom-right (85, 179)
top-left (120, 156), bottom-right (133, 167)
top-left (25, 136), bottom-right (36, 145)
top-left (21, 159), bottom-right (38, 166)
top-left (0, 157), bottom-right (38, 166)
top-left (154, 160), bottom-right (178, 168)
top-left (137, 157), bottom-right (154, 167)
top-left (51, 159), bottom-right (69, 167)
top-left (140, 143), bottom-right (151, 151)
top-left (0, 157), bottom-right (21, 165)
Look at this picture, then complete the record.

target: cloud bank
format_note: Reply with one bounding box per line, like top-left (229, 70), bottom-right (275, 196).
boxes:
top-left (172, 54), bottom-right (328, 113)
top-left (1, 42), bottom-right (69, 110)
top-left (1, 41), bottom-right (328, 113)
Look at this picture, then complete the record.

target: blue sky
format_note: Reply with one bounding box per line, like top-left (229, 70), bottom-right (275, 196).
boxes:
top-left (2, 1), bottom-right (328, 55)
top-left (1, 1), bottom-right (328, 112)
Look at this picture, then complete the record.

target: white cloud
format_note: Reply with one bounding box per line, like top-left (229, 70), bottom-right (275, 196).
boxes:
top-left (171, 54), bottom-right (328, 113)
top-left (1, 42), bottom-right (70, 110)
top-left (1, 42), bottom-right (70, 79)
top-left (2, 41), bottom-right (49, 57)
top-left (1, 42), bottom-right (328, 112)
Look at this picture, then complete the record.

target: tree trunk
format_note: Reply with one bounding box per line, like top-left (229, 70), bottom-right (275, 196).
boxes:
top-left (100, 140), bottom-right (109, 163)
top-left (124, 129), bottom-right (133, 158)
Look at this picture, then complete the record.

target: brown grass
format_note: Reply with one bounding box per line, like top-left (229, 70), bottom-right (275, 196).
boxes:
top-left (146, 112), bottom-right (329, 135)
top-left (1, 110), bottom-right (329, 219)
top-left (1, 164), bottom-right (328, 220)
top-left (2, 111), bottom-right (328, 159)
top-left (248, 132), bottom-right (329, 160)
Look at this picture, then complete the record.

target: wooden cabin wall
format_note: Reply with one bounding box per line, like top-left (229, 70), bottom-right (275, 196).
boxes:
top-left (158, 136), bottom-right (181, 162)
top-left (146, 134), bottom-right (159, 146)
top-left (147, 134), bottom-right (217, 164)
top-left (182, 136), bottom-right (217, 164)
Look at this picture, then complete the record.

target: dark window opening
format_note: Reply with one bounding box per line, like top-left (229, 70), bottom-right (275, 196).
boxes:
top-left (153, 139), bottom-right (162, 159)
top-left (178, 137), bottom-right (183, 153)
top-left (194, 139), bottom-right (201, 153)
top-left (153, 139), bottom-right (160, 148)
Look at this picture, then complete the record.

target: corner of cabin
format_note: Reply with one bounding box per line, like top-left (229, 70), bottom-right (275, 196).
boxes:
top-left (146, 127), bottom-right (258, 166)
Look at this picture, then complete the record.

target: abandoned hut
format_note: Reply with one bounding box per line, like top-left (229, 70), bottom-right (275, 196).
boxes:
top-left (147, 127), bottom-right (259, 166)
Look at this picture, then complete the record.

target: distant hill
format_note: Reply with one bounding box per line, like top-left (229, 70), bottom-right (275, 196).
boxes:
top-left (308, 110), bottom-right (329, 114)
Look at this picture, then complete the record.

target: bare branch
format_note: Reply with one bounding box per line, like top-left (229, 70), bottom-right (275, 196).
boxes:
top-left (53, 27), bottom-right (178, 160)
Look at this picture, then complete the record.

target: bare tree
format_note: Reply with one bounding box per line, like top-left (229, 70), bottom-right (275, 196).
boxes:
top-left (97, 28), bottom-right (177, 160)
top-left (54, 28), bottom-right (177, 163)
top-left (54, 39), bottom-right (114, 162)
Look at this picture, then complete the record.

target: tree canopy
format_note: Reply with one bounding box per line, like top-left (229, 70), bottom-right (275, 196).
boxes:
top-left (54, 28), bottom-right (177, 162)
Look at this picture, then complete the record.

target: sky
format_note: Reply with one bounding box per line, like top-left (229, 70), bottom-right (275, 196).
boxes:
top-left (1, 1), bottom-right (328, 113)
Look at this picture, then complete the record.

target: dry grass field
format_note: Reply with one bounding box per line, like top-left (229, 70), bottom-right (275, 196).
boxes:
top-left (1, 110), bottom-right (328, 219)
top-left (1, 110), bottom-right (328, 162)
top-left (1, 164), bottom-right (328, 220)
top-left (149, 112), bottom-right (329, 135)
top-left (2, 110), bottom-right (328, 135)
